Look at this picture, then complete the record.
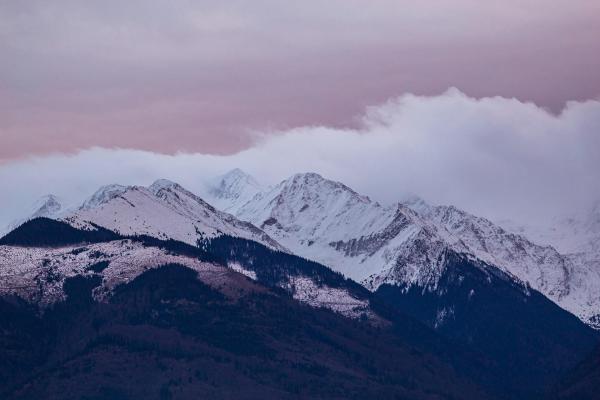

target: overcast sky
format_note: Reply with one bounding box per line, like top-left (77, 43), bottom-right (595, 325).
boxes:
top-left (2, 0), bottom-right (599, 160)
top-left (1, 1), bottom-right (599, 228)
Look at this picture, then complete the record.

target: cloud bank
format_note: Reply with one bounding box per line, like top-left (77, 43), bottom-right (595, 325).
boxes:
top-left (1, 89), bottom-right (599, 229)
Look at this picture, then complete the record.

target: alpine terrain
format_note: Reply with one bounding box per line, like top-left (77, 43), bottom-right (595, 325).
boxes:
top-left (0, 170), bottom-right (598, 399)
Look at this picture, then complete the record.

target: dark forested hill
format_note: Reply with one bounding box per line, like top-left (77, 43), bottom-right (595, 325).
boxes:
top-left (0, 264), bottom-right (489, 400)
top-left (551, 344), bottom-right (600, 400)
top-left (0, 217), bottom-right (120, 247)
top-left (375, 251), bottom-right (599, 399)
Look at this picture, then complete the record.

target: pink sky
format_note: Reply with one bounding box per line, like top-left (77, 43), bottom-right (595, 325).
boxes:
top-left (1, 0), bottom-right (599, 161)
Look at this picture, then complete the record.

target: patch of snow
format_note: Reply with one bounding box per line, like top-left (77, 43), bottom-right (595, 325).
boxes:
top-left (0, 242), bottom-right (382, 322)
top-left (0, 240), bottom-right (222, 306)
top-left (228, 262), bottom-right (257, 280)
top-left (284, 276), bottom-right (374, 320)
top-left (434, 306), bottom-right (454, 329)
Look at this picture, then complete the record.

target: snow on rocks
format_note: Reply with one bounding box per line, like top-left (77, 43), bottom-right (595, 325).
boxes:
top-left (228, 261), bottom-right (257, 281)
top-left (228, 171), bottom-right (600, 327)
top-left (0, 240), bottom-right (377, 321)
top-left (284, 276), bottom-right (378, 321)
top-left (0, 240), bottom-right (218, 306)
top-left (61, 180), bottom-right (284, 251)
top-left (233, 173), bottom-right (466, 288)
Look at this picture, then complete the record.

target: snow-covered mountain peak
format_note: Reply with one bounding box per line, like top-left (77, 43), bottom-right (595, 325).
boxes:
top-left (33, 194), bottom-right (62, 215)
top-left (5, 194), bottom-right (64, 233)
top-left (286, 172), bottom-right (371, 203)
top-left (80, 183), bottom-right (129, 210)
top-left (147, 178), bottom-right (213, 212)
top-left (234, 173), bottom-right (449, 282)
top-left (270, 172), bottom-right (374, 214)
top-left (60, 179), bottom-right (284, 251)
top-left (148, 178), bottom-right (181, 194)
top-left (148, 178), bottom-right (221, 217)
top-left (223, 168), bottom-right (259, 184)
top-left (205, 168), bottom-right (263, 213)
top-left (289, 171), bottom-right (324, 182)
top-left (236, 173), bottom-right (386, 238)
top-left (230, 171), bottom-right (600, 326)
top-left (400, 193), bottom-right (432, 214)
top-left (22, 194), bottom-right (63, 220)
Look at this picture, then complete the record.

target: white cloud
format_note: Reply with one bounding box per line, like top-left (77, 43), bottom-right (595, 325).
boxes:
top-left (1, 89), bottom-right (599, 230)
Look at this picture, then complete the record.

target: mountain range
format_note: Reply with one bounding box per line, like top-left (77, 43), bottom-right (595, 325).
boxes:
top-left (1, 169), bottom-right (599, 399)
top-left (205, 170), bottom-right (600, 329)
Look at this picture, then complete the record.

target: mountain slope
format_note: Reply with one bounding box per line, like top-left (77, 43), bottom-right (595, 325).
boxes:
top-left (231, 171), bottom-right (600, 327)
top-left (374, 250), bottom-right (599, 399)
top-left (220, 171), bottom-right (600, 397)
top-left (498, 203), bottom-right (600, 327)
top-left (0, 218), bottom-right (375, 320)
top-left (235, 172), bottom-right (459, 284)
top-left (1, 215), bottom-right (597, 399)
top-left (406, 201), bottom-right (600, 328)
top-left (0, 219), bottom-right (492, 400)
top-left (409, 202), bottom-right (600, 325)
top-left (0, 263), bottom-right (490, 400)
top-left (500, 201), bottom-right (600, 258)
top-left (61, 179), bottom-right (283, 251)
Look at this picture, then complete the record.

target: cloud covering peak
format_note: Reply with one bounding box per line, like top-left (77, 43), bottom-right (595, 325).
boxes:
top-left (1, 89), bottom-right (599, 230)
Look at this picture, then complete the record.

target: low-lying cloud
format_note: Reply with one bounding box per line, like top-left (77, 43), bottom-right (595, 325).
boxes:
top-left (1, 89), bottom-right (599, 230)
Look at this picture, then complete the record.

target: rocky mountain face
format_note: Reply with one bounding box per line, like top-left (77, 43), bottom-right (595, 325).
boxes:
top-left (223, 171), bottom-right (600, 328)
top-left (498, 202), bottom-right (600, 328)
top-left (407, 202), bottom-right (600, 327)
top-left (233, 172), bottom-right (456, 287)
